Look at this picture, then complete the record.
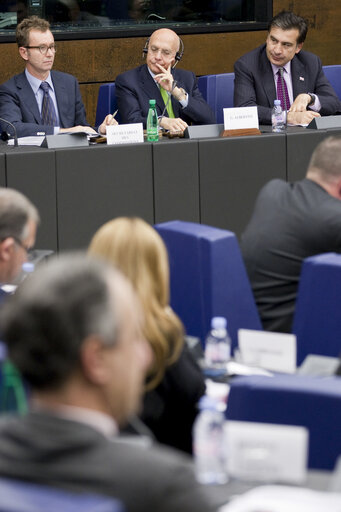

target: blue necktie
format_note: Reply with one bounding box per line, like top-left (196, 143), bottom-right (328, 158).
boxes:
top-left (40, 81), bottom-right (58, 126)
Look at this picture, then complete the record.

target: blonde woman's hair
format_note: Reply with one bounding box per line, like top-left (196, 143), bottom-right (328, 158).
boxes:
top-left (88, 217), bottom-right (184, 389)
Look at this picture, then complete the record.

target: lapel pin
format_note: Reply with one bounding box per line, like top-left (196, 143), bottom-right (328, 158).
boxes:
top-left (299, 76), bottom-right (305, 81)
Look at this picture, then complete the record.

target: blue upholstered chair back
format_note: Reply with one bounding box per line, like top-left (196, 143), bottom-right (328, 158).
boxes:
top-left (0, 478), bottom-right (124, 512)
top-left (197, 73), bottom-right (234, 123)
top-left (226, 374), bottom-right (341, 470)
top-left (322, 64), bottom-right (341, 100)
top-left (155, 220), bottom-right (262, 352)
top-left (95, 83), bottom-right (120, 127)
top-left (292, 253), bottom-right (341, 366)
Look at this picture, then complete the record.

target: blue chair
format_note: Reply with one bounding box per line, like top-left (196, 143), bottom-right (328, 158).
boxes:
top-left (0, 478), bottom-right (124, 512)
top-left (155, 220), bottom-right (262, 352)
top-left (292, 252), bottom-right (341, 366)
top-left (95, 83), bottom-right (120, 127)
top-left (227, 374), bottom-right (341, 471)
top-left (322, 64), bottom-right (341, 100)
top-left (197, 73), bottom-right (234, 124)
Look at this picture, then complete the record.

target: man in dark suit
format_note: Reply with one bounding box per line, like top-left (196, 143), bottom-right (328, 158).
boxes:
top-left (0, 16), bottom-right (116, 138)
top-left (234, 11), bottom-right (341, 125)
top-left (115, 28), bottom-right (215, 135)
top-left (0, 254), bottom-right (216, 512)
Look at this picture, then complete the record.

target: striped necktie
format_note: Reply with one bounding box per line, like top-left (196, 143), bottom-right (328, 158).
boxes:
top-left (40, 81), bottom-right (58, 126)
top-left (159, 86), bottom-right (175, 118)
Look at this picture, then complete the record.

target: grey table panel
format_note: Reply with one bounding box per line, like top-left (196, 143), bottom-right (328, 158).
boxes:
top-left (56, 144), bottom-right (154, 250)
top-left (0, 153), bottom-right (5, 186)
top-left (199, 134), bottom-right (287, 239)
top-left (5, 148), bottom-right (57, 251)
top-left (153, 139), bottom-right (200, 223)
top-left (286, 130), bottom-right (328, 182)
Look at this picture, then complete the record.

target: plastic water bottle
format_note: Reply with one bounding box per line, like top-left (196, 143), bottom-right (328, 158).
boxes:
top-left (272, 99), bottom-right (285, 132)
top-left (193, 395), bottom-right (228, 484)
top-left (204, 317), bottom-right (231, 367)
top-left (146, 99), bottom-right (159, 142)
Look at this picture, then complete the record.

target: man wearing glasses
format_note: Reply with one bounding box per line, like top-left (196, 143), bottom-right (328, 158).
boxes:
top-left (0, 16), bottom-right (116, 138)
top-left (116, 28), bottom-right (215, 135)
top-left (0, 188), bottom-right (39, 293)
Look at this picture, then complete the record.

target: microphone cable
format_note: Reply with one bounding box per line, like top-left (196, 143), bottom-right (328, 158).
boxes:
top-left (158, 79), bottom-right (178, 129)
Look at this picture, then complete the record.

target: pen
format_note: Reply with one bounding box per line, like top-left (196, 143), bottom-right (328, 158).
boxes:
top-left (112, 110), bottom-right (118, 118)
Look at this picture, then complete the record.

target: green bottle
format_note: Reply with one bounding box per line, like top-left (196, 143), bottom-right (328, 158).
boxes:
top-left (147, 99), bottom-right (159, 142)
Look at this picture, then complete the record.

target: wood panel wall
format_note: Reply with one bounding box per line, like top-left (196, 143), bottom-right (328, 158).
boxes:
top-left (0, 0), bottom-right (340, 125)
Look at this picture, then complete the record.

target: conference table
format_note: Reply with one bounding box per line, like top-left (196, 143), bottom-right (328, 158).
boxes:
top-left (0, 125), bottom-right (340, 253)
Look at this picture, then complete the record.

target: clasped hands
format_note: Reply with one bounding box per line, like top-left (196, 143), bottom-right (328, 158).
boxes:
top-left (154, 63), bottom-right (188, 135)
top-left (287, 93), bottom-right (320, 125)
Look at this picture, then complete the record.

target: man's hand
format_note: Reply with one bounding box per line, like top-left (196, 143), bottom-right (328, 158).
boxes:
top-left (159, 116), bottom-right (188, 135)
top-left (154, 64), bottom-right (187, 101)
top-left (59, 126), bottom-right (97, 134)
top-left (98, 114), bottom-right (119, 135)
top-left (289, 93), bottom-right (312, 113)
top-left (287, 110), bottom-right (320, 125)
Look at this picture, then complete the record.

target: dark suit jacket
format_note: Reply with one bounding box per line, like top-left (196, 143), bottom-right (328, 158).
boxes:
top-left (115, 64), bottom-right (216, 127)
top-left (234, 44), bottom-right (341, 124)
top-left (0, 411), bottom-right (216, 512)
top-left (0, 70), bottom-right (89, 137)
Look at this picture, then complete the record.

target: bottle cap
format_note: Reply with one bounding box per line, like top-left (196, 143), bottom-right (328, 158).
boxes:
top-left (198, 395), bottom-right (219, 411)
top-left (22, 262), bottom-right (35, 273)
top-left (149, 99), bottom-right (156, 106)
top-left (211, 316), bottom-right (227, 330)
top-left (274, 99), bottom-right (281, 106)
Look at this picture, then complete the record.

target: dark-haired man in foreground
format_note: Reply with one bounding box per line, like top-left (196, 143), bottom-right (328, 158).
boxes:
top-left (0, 254), bottom-right (216, 512)
top-left (234, 11), bottom-right (341, 125)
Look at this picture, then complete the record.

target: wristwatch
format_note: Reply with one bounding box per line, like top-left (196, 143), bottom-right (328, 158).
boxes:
top-left (307, 93), bottom-right (316, 106)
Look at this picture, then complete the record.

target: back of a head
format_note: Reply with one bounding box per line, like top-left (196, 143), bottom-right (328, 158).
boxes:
top-left (269, 11), bottom-right (308, 44)
top-left (307, 136), bottom-right (341, 182)
top-left (89, 217), bottom-right (169, 308)
top-left (0, 187), bottom-right (39, 242)
top-left (0, 253), bottom-right (118, 391)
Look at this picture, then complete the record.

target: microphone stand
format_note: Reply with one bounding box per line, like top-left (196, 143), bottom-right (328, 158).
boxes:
top-left (0, 118), bottom-right (18, 147)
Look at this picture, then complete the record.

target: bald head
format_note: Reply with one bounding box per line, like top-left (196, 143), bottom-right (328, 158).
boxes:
top-left (146, 28), bottom-right (181, 73)
top-left (306, 137), bottom-right (341, 197)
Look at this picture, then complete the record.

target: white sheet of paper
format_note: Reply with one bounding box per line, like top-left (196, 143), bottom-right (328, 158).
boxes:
top-left (225, 421), bottom-right (308, 484)
top-left (238, 328), bottom-right (297, 373)
top-left (218, 485), bottom-right (341, 512)
top-left (223, 106), bottom-right (259, 130)
top-left (106, 123), bottom-right (144, 145)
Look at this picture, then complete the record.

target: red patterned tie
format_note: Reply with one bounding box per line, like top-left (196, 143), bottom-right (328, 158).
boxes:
top-left (276, 69), bottom-right (291, 111)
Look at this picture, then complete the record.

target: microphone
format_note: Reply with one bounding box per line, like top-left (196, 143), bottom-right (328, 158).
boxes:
top-left (0, 117), bottom-right (18, 147)
top-left (158, 79), bottom-right (177, 129)
top-left (278, 67), bottom-right (288, 127)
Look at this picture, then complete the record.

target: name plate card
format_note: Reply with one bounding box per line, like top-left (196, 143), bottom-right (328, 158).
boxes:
top-left (223, 106), bottom-right (259, 130)
top-left (106, 123), bottom-right (144, 145)
top-left (225, 421), bottom-right (308, 484)
top-left (238, 329), bottom-right (297, 373)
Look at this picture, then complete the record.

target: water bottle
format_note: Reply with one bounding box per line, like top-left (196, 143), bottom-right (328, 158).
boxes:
top-left (146, 99), bottom-right (159, 142)
top-left (271, 99), bottom-right (285, 132)
top-left (204, 317), bottom-right (231, 367)
top-left (193, 395), bottom-right (228, 485)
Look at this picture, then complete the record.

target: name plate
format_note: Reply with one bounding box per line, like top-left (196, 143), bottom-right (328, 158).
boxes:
top-left (238, 329), bottom-right (297, 373)
top-left (106, 123), bottom-right (144, 145)
top-left (223, 106), bottom-right (259, 130)
top-left (225, 421), bottom-right (308, 484)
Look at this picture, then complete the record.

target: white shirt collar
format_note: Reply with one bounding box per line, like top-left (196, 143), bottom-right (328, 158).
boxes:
top-left (271, 60), bottom-right (291, 78)
top-left (25, 69), bottom-right (54, 95)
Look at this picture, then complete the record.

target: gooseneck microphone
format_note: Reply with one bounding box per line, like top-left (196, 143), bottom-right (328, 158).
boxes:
top-left (0, 118), bottom-right (18, 147)
top-left (278, 67), bottom-right (288, 127)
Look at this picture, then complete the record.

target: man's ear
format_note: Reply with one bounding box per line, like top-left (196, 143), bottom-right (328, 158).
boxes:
top-left (0, 238), bottom-right (15, 263)
top-left (19, 47), bottom-right (28, 61)
top-left (295, 42), bottom-right (303, 54)
top-left (80, 336), bottom-right (109, 385)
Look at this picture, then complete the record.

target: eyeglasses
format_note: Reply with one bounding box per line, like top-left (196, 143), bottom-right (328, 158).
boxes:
top-left (24, 44), bottom-right (57, 55)
top-left (12, 237), bottom-right (32, 256)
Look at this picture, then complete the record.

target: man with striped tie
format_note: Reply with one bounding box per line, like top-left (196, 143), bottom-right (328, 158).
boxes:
top-left (116, 28), bottom-right (215, 135)
top-left (234, 11), bottom-right (341, 125)
top-left (0, 16), bottom-right (117, 138)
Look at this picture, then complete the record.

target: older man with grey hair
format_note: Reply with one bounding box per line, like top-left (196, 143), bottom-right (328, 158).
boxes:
top-left (0, 253), bottom-right (217, 512)
top-left (0, 187), bottom-right (39, 288)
